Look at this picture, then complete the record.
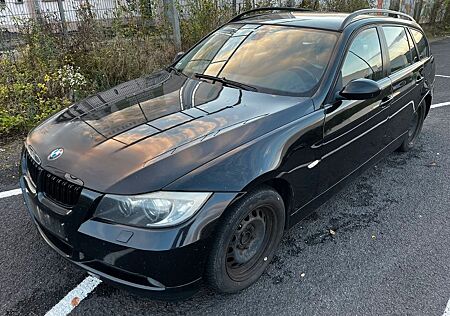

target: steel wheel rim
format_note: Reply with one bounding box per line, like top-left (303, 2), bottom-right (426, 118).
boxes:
top-left (225, 206), bottom-right (275, 282)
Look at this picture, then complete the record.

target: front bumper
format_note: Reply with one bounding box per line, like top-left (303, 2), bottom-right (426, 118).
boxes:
top-left (20, 168), bottom-right (238, 299)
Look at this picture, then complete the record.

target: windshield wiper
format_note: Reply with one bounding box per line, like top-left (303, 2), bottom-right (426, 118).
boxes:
top-left (194, 73), bottom-right (258, 92)
top-left (167, 65), bottom-right (185, 77)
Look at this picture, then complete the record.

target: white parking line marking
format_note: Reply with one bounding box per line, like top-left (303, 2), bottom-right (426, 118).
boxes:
top-left (436, 75), bottom-right (450, 78)
top-left (0, 188), bottom-right (22, 199)
top-left (431, 101), bottom-right (450, 109)
top-left (443, 297), bottom-right (450, 316)
top-left (45, 276), bottom-right (102, 316)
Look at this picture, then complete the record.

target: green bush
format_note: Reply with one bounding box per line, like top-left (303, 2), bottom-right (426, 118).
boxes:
top-left (0, 4), bottom-right (174, 142)
top-left (0, 54), bottom-right (72, 137)
top-left (178, 0), bottom-right (234, 49)
top-left (69, 36), bottom-right (174, 91)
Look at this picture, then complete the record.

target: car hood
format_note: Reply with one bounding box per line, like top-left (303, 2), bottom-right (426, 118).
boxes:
top-left (26, 71), bottom-right (312, 194)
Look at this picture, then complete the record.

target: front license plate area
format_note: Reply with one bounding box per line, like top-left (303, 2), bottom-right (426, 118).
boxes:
top-left (33, 204), bottom-right (68, 240)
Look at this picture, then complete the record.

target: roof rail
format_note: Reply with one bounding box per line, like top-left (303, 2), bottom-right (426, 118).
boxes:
top-left (229, 7), bottom-right (313, 23)
top-left (340, 9), bottom-right (415, 30)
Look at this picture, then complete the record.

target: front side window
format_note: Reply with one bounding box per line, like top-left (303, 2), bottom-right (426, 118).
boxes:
top-left (383, 26), bottom-right (412, 73)
top-left (176, 24), bottom-right (338, 96)
top-left (410, 28), bottom-right (429, 59)
top-left (340, 28), bottom-right (383, 87)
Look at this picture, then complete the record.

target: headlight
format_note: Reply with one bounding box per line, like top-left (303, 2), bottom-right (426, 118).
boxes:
top-left (94, 192), bottom-right (212, 228)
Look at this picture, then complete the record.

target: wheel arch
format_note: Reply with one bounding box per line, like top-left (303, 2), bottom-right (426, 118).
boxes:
top-left (240, 173), bottom-right (295, 230)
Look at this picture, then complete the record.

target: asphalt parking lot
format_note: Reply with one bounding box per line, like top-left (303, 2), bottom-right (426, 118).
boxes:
top-left (1, 38), bottom-right (450, 316)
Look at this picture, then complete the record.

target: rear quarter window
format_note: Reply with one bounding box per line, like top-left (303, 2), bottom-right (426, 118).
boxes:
top-left (410, 28), bottom-right (429, 59)
top-left (406, 30), bottom-right (419, 63)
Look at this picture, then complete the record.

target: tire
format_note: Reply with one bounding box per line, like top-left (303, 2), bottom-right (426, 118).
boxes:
top-left (205, 186), bottom-right (285, 293)
top-left (398, 99), bottom-right (426, 152)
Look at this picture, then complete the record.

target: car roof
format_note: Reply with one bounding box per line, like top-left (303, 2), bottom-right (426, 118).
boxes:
top-left (235, 12), bottom-right (420, 31)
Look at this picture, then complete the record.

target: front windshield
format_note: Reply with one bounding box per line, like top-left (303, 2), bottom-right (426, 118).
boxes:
top-left (175, 24), bottom-right (338, 96)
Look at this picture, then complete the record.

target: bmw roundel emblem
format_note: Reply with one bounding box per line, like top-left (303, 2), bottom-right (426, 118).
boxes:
top-left (48, 148), bottom-right (64, 161)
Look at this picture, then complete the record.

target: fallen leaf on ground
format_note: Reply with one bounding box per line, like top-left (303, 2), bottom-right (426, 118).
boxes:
top-left (71, 297), bottom-right (80, 307)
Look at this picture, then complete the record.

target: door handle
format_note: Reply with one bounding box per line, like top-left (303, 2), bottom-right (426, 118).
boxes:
top-left (416, 75), bottom-right (424, 84)
top-left (416, 68), bottom-right (425, 84)
top-left (393, 80), bottom-right (406, 90)
top-left (380, 96), bottom-right (392, 108)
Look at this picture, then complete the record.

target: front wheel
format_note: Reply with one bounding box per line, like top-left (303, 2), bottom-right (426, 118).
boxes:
top-left (398, 100), bottom-right (426, 152)
top-left (205, 186), bottom-right (285, 293)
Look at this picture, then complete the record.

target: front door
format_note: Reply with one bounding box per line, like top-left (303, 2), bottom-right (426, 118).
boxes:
top-left (317, 26), bottom-right (392, 194)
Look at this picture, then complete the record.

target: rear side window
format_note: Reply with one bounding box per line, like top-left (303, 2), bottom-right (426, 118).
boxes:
top-left (383, 26), bottom-right (412, 73)
top-left (410, 29), bottom-right (429, 59)
top-left (341, 28), bottom-right (383, 87)
top-left (406, 30), bottom-right (419, 63)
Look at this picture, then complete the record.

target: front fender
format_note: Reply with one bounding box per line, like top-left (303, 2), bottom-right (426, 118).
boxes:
top-left (164, 109), bottom-right (324, 194)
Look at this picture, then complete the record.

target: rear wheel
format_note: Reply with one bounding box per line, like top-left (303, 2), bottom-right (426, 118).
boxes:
top-left (398, 100), bottom-right (426, 152)
top-left (205, 186), bottom-right (285, 293)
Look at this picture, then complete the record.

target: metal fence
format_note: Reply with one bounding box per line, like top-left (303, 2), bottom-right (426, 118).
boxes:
top-left (0, 0), bottom-right (141, 32)
top-left (0, 0), bottom-right (146, 51)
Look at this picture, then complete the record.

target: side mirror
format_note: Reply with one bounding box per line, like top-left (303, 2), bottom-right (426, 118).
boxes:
top-left (173, 51), bottom-right (185, 63)
top-left (338, 78), bottom-right (381, 100)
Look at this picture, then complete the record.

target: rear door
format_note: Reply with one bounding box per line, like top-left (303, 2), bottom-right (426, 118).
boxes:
top-left (409, 27), bottom-right (436, 108)
top-left (381, 25), bottom-right (424, 143)
top-left (317, 26), bottom-right (392, 193)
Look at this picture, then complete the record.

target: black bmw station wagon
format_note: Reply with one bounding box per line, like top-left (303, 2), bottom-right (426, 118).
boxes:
top-left (20, 8), bottom-right (435, 298)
